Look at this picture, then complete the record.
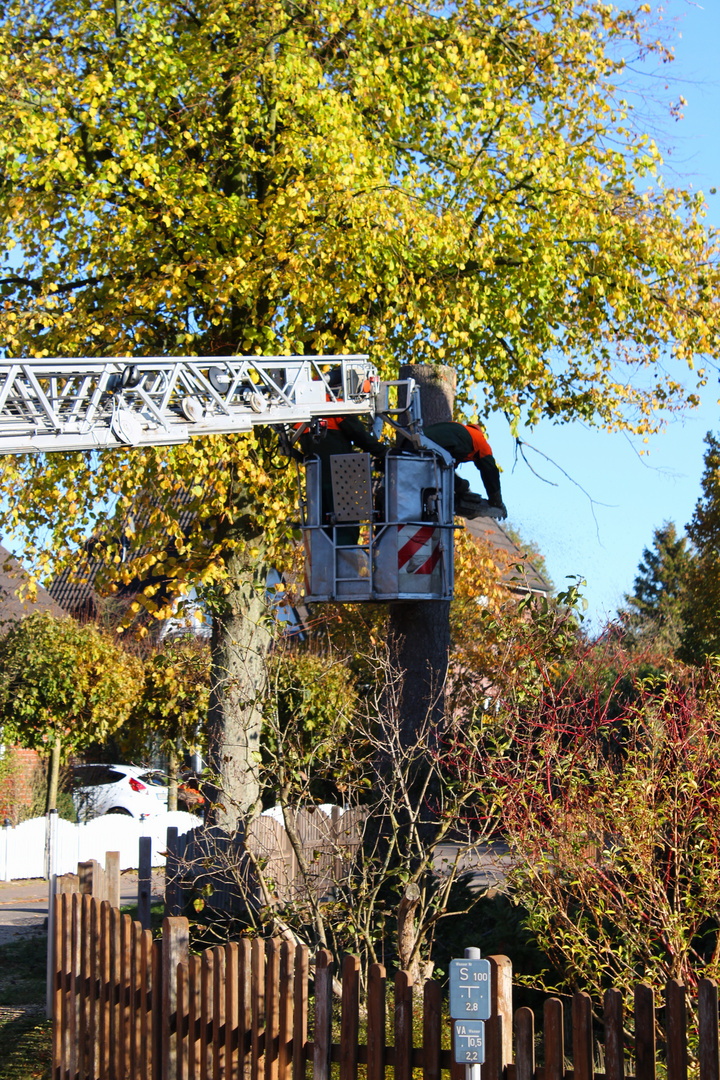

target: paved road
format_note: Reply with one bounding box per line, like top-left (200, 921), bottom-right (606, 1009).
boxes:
top-left (0, 871), bottom-right (166, 944)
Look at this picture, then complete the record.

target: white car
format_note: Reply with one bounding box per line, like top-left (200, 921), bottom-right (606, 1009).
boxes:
top-left (72, 764), bottom-right (169, 821)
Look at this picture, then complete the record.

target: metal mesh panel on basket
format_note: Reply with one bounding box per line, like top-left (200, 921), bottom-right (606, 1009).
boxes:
top-left (329, 453), bottom-right (373, 522)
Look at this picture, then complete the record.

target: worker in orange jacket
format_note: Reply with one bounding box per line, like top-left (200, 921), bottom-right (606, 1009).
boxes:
top-left (424, 421), bottom-right (506, 519)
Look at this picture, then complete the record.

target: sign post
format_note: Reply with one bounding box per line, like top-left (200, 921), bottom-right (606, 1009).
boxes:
top-left (449, 947), bottom-right (492, 1080)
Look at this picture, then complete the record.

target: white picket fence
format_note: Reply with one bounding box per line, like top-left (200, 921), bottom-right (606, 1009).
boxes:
top-left (0, 810), bottom-right (199, 881)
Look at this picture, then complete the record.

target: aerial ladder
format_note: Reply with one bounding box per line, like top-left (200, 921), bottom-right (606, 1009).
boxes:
top-left (0, 354), bottom-right (501, 602)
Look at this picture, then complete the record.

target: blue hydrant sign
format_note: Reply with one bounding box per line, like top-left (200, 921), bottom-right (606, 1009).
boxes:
top-left (449, 957), bottom-right (491, 1066)
top-left (449, 958), bottom-right (491, 1019)
top-left (453, 1021), bottom-right (486, 1064)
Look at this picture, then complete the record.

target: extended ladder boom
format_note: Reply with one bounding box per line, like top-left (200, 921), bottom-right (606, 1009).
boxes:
top-left (0, 354), bottom-right (405, 455)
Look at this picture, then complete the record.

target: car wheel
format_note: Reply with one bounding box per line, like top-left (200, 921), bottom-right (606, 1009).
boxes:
top-left (106, 807), bottom-right (133, 816)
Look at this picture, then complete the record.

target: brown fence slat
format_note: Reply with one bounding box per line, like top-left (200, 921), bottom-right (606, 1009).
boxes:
top-left (666, 980), bottom-right (688, 1080)
top-left (366, 963), bottom-right (386, 1080)
top-left (213, 946), bottom-right (227, 1080)
top-left (340, 955), bottom-right (360, 1080)
top-left (265, 940), bottom-right (281, 1080)
top-left (70, 893), bottom-right (81, 1080)
top-left (544, 998), bottom-right (564, 1080)
top-left (110, 905), bottom-right (121, 1080)
top-left (162, 917), bottom-right (190, 1080)
top-left (604, 989), bottom-right (624, 1080)
top-left (178, 962), bottom-right (190, 1080)
top-left (51, 891), bottom-right (63, 1080)
top-left (422, 979), bottom-right (441, 1080)
top-left (72, 892), bottom-right (80, 1080)
top-left (394, 970), bottom-right (413, 1080)
top-left (488, 956), bottom-right (513, 1080)
top-left (152, 938), bottom-right (163, 1080)
top-left (140, 929), bottom-right (153, 1080)
top-left (699, 979), bottom-right (719, 1080)
top-left (312, 950), bottom-right (333, 1080)
top-left (572, 993), bottom-right (593, 1080)
top-left (225, 944), bottom-right (239, 1080)
top-left (130, 921), bottom-right (142, 1080)
top-left (120, 913), bottom-right (133, 1080)
top-left (79, 894), bottom-right (92, 1080)
top-left (515, 1007), bottom-right (534, 1080)
top-left (202, 950), bottom-right (215, 1080)
top-left (292, 946), bottom-right (308, 1080)
top-left (634, 984), bottom-right (655, 1080)
top-left (90, 898), bottom-right (101, 1080)
top-left (278, 941), bottom-right (295, 1080)
top-left (100, 901), bottom-right (112, 1080)
top-left (239, 942), bottom-right (252, 1080)
top-left (60, 894), bottom-right (70, 1080)
top-left (188, 955), bottom-right (202, 1080)
top-left (251, 940), bottom-right (266, 1080)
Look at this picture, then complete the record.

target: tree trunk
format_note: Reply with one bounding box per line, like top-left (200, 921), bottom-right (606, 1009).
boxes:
top-left (167, 743), bottom-right (179, 813)
top-left (207, 544), bottom-right (271, 833)
top-left (46, 733), bottom-right (61, 813)
top-left (397, 882), bottom-right (421, 979)
top-left (389, 364), bottom-right (456, 742)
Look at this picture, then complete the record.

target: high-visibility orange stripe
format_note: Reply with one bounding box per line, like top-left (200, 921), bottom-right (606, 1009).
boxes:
top-left (466, 424), bottom-right (492, 460)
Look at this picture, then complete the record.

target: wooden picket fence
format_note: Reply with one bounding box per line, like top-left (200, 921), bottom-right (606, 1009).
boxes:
top-left (52, 892), bottom-right (513, 1080)
top-left (509, 981), bottom-right (720, 1080)
top-left (52, 889), bottom-right (720, 1080)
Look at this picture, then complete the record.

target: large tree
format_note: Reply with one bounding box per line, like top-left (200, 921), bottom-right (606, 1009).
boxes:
top-left (0, 0), bottom-right (717, 824)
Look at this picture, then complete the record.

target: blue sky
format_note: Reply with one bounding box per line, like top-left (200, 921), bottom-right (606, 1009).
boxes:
top-left (459, 0), bottom-right (720, 628)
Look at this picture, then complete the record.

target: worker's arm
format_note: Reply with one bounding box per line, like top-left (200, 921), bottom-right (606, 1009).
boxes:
top-left (475, 454), bottom-right (506, 513)
top-left (339, 416), bottom-right (387, 458)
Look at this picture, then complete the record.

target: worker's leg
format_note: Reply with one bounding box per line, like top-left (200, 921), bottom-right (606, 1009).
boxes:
top-left (454, 473), bottom-right (470, 500)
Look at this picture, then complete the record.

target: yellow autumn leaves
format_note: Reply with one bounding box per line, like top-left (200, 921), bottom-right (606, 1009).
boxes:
top-left (0, 0), bottom-right (715, 606)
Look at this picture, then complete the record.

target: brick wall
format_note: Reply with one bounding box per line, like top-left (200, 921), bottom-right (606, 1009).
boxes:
top-left (0, 746), bottom-right (42, 824)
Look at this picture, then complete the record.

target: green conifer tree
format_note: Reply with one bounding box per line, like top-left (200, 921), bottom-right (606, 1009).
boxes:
top-left (681, 435), bottom-right (720, 665)
top-left (620, 521), bottom-right (693, 655)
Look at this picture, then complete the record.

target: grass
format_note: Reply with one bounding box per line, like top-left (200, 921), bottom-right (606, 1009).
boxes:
top-left (0, 934), bottom-right (52, 1080)
top-left (0, 933), bottom-right (47, 1008)
top-left (0, 1014), bottom-right (52, 1080)
top-left (119, 899), bottom-right (166, 934)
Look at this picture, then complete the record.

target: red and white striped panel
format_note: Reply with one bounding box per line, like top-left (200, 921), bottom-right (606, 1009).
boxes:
top-left (397, 524), bottom-right (442, 576)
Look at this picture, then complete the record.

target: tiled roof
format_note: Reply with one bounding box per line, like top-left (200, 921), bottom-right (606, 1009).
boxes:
top-left (47, 555), bottom-right (103, 618)
top-left (48, 486), bottom-right (199, 619)
top-left (0, 543), bottom-right (65, 633)
top-left (463, 516), bottom-right (550, 595)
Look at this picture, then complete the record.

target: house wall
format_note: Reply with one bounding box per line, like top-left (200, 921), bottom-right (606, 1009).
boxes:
top-left (0, 747), bottom-right (42, 825)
